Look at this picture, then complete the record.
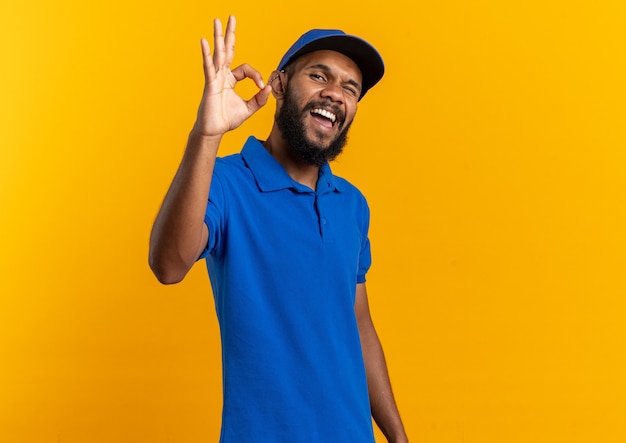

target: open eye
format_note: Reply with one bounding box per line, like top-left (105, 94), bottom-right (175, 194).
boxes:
top-left (310, 73), bottom-right (326, 82)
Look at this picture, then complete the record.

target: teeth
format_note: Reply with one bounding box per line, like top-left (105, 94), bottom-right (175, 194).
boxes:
top-left (312, 108), bottom-right (336, 123)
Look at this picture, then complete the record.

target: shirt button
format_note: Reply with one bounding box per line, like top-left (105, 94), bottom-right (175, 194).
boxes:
top-left (322, 218), bottom-right (327, 225)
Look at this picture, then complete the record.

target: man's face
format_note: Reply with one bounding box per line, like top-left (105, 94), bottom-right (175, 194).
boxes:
top-left (276, 50), bottom-right (362, 167)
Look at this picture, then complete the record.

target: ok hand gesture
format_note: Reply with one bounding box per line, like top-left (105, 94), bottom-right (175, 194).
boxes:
top-left (193, 16), bottom-right (272, 138)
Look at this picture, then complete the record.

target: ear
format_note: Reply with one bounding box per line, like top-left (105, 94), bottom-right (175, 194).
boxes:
top-left (269, 70), bottom-right (286, 99)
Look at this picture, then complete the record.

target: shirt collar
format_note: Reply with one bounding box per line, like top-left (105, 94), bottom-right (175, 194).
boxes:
top-left (241, 136), bottom-right (343, 194)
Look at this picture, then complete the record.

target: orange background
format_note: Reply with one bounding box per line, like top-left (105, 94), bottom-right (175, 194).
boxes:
top-left (1, 1), bottom-right (625, 442)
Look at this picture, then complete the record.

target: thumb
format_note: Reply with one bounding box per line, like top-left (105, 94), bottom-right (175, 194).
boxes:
top-left (247, 84), bottom-right (273, 113)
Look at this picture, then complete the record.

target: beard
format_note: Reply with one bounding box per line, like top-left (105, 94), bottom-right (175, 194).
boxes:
top-left (276, 85), bottom-right (352, 167)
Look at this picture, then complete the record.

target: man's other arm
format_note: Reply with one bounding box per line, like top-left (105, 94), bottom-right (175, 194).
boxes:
top-left (355, 282), bottom-right (409, 443)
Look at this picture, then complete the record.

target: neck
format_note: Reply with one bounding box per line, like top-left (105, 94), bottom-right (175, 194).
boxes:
top-left (263, 130), bottom-right (320, 191)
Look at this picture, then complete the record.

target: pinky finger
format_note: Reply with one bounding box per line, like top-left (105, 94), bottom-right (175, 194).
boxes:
top-left (200, 38), bottom-right (216, 84)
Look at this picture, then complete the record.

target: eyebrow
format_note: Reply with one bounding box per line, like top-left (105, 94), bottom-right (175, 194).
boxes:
top-left (305, 63), bottom-right (363, 93)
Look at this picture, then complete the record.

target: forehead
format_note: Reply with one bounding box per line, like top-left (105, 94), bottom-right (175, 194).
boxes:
top-left (291, 50), bottom-right (363, 84)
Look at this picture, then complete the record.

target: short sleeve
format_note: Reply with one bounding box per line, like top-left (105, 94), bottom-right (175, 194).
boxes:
top-left (356, 197), bottom-right (372, 283)
top-left (198, 169), bottom-right (227, 260)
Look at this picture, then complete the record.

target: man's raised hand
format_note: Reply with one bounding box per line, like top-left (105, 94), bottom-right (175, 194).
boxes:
top-left (193, 16), bottom-right (272, 139)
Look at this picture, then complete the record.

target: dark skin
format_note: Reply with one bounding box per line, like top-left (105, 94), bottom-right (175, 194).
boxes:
top-left (263, 50), bottom-right (360, 188)
top-left (149, 16), bottom-right (408, 443)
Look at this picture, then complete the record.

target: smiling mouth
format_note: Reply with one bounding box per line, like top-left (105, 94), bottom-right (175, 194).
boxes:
top-left (310, 108), bottom-right (337, 128)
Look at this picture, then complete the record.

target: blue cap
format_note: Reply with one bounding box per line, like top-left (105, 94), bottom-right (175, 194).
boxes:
top-left (277, 29), bottom-right (385, 100)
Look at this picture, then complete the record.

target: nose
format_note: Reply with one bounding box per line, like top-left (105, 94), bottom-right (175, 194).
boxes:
top-left (321, 82), bottom-right (344, 103)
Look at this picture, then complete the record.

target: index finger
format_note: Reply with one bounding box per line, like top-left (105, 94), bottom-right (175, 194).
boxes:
top-left (231, 63), bottom-right (265, 90)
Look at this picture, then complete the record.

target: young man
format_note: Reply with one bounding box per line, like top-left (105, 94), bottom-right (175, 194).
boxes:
top-left (149, 16), bottom-right (408, 443)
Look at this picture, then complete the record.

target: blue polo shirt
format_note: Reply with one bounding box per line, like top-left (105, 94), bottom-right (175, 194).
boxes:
top-left (200, 136), bottom-right (374, 443)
